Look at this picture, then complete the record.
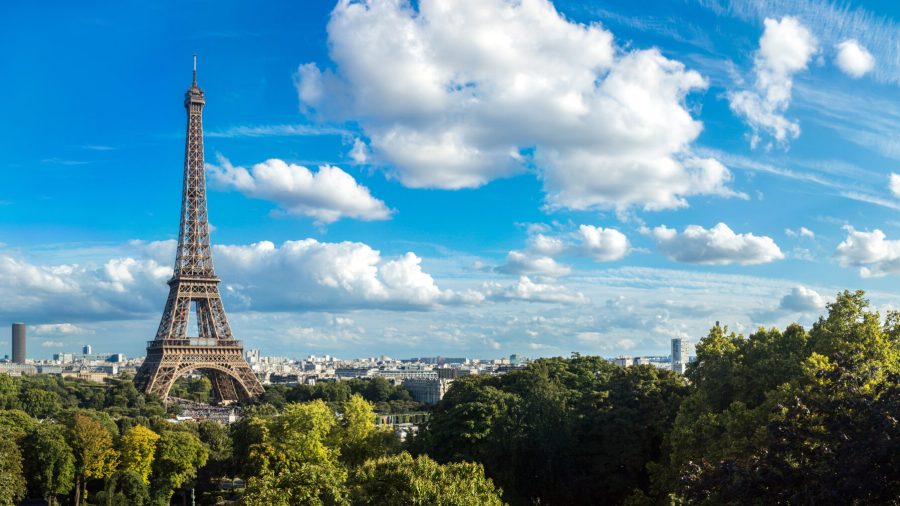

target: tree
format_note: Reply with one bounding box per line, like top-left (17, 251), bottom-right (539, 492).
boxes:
top-left (0, 429), bottom-right (26, 506)
top-left (340, 395), bottom-right (379, 467)
top-left (94, 470), bottom-right (151, 506)
top-left (241, 401), bottom-right (349, 505)
top-left (120, 425), bottom-right (160, 485)
top-left (668, 290), bottom-right (900, 503)
top-left (150, 430), bottom-right (208, 505)
top-left (350, 452), bottom-right (504, 505)
top-left (0, 376), bottom-right (19, 410)
top-left (0, 409), bottom-right (36, 436)
top-left (69, 413), bottom-right (119, 505)
top-left (23, 423), bottom-right (75, 506)
top-left (20, 388), bottom-right (61, 418)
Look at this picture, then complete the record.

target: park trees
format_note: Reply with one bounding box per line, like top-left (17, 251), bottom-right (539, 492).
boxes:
top-left (150, 430), bottom-right (208, 505)
top-left (241, 400), bottom-right (349, 505)
top-left (69, 413), bottom-right (119, 505)
top-left (666, 290), bottom-right (900, 504)
top-left (417, 355), bottom-right (687, 505)
top-left (23, 423), bottom-right (75, 506)
top-left (120, 425), bottom-right (160, 484)
top-left (350, 452), bottom-right (503, 505)
top-left (0, 428), bottom-right (26, 506)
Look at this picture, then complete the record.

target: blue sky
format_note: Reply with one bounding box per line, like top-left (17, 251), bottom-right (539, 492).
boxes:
top-left (3, 0), bottom-right (900, 360)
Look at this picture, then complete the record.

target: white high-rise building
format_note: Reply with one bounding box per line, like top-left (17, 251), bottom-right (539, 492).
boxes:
top-left (671, 338), bottom-right (689, 374)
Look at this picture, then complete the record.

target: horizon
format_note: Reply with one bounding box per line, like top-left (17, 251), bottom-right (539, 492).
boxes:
top-left (4, 1), bottom-right (900, 361)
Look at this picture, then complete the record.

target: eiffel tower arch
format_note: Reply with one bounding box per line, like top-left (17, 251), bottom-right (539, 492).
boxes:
top-left (135, 57), bottom-right (265, 403)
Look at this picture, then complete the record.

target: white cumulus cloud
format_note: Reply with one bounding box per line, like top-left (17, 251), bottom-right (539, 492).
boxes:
top-left (577, 225), bottom-right (630, 262)
top-left (648, 223), bottom-right (784, 265)
top-left (779, 286), bottom-right (827, 312)
top-left (496, 250), bottom-right (571, 278)
top-left (834, 227), bottom-right (900, 277)
top-left (729, 17), bottom-right (817, 147)
top-left (835, 39), bottom-right (875, 78)
top-left (297, 0), bottom-right (737, 211)
top-left (207, 156), bottom-right (391, 224)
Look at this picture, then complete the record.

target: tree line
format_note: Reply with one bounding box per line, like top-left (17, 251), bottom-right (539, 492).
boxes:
top-left (411, 290), bottom-right (900, 504)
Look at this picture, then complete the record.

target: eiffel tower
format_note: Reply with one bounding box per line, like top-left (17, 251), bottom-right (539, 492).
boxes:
top-left (135, 57), bottom-right (264, 403)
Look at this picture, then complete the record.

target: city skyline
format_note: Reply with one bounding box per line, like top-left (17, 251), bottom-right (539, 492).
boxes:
top-left (3, 1), bottom-right (900, 360)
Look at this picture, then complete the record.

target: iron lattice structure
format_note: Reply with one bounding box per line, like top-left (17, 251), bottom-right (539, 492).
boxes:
top-left (135, 59), bottom-right (264, 402)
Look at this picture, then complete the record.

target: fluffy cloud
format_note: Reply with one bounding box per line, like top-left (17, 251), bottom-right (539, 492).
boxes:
top-left (648, 223), bottom-right (784, 265)
top-left (297, 0), bottom-right (737, 211)
top-left (496, 250), bottom-right (570, 277)
top-left (0, 253), bottom-right (171, 323)
top-left (214, 240), bottom-right (465, 309)
top-left (729, 17), bottom-right (817, 147)
top-left (785, 226), bottom-right (815, 238)
top-left (779, 286), bottom-right (827, 312)
top-left (527, 234), bottom-right (566, 257)
top-left (890, 173), bottom-right (900, 197)
top-left (834, 227), bottom-right (900, 277)
top-left (208, 156), bottom-right (391, 224)
top-left (577, 225), bottom-right (630, 262)
top-left (484, 276), bottom-right (586, 305)
top-left (835, 39), bottom-right (875, 78)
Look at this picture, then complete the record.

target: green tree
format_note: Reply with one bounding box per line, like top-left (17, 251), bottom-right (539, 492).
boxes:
top-left (119, 425), bottom-right (159, 485)
top-left (340, 394), bottom-right (380, 467)
top-left (350, 452), bottom-right (504, 505)
top-left (0, 429), bottom-right (26, 506)
top-left (668, 291), bottom-right (900, 503)
top-left (69, 413), bottom-right (119, 505)
top-left (241, 401), bottom-right (349, 505)
top-left (23, 423), bottom-right (75, 506)
top-left (20, 388), bottom-right (62, 418)
top-left (0, 375), bottom-right (19, 410)
top-left (150, 430), bottom-right (208, 505)
top-left (95, 470), bottom-right (151, 506)
top-left (120, 425), bottom-right (160, 485)
top-left (0, 409), bottom-right (36, 435)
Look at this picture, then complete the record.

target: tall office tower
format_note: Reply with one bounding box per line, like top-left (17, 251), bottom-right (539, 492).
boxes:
top-left (134, 57), bottom-right (264, 403)
top-left (11, 323), bottom-right (25, 364)
top-left (83, 344), bottom-right (92, 355)
top-left (671, 337), bottom-right (689, 374)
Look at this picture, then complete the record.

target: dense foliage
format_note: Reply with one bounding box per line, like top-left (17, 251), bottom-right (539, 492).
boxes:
top-left (4, 290), bottom-right (900, 504)
top-left (411, 354), bottom-right (689, 504)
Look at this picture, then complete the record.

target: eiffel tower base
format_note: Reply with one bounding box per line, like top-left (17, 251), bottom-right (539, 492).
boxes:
top-left (135, 343), bottom-right (265, 403)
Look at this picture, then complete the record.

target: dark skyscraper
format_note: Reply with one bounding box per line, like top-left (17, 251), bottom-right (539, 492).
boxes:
top-left (11, 323), bottom-right (25, 364)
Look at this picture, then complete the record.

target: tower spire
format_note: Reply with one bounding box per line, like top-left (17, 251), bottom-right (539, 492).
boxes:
top-left (192, 54), bottom-right (197, 85)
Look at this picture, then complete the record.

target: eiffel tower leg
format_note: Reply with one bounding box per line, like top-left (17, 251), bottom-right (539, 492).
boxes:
top-left (208, 370), bottom-right (240, 402)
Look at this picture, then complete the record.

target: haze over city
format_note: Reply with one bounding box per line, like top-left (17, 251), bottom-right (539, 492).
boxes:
top-left (4, 0), bottom-right (900, 361)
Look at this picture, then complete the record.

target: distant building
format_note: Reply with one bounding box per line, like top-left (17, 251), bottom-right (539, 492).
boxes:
top-left (247, 349), bottom-right (260, 364)
top-left (613, 356), bottom-right (634, 367)
top-left (436, 367), bottom-right (469, 380)
top-left (672, 338), bottom-right (689, 374)
top-left (83, 344), bottom-right (92, 355)
top-left (11, 323), bottom-right (25, 364)
top-left (0, 363), bottom-right (35, 376)
top-left (53, 352), bottom-right (75, 363)
top-left (404, 378), bottom-right (453, 405)
top-left (336, 367), bottom-right (377, 379)
top-left (376, 369), bottom-right (438, 382)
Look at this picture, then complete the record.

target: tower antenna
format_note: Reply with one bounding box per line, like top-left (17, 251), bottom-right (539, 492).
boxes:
top-left (192, 54), bottom-right (197, 85)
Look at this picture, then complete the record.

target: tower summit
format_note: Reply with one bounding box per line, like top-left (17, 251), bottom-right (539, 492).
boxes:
top-left (135, 58), bottom-right (264, 402)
